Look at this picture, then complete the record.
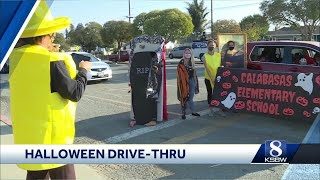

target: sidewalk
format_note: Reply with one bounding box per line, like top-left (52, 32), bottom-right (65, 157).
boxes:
top-left (0, 122), bottom-right (107, 180)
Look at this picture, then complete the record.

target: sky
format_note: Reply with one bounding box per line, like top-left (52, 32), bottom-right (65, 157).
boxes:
top-left (49, 0), bottom-right (269, 32)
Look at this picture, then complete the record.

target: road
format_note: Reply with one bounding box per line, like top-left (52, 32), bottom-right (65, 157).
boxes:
top-left (0, 59), bottom-right (317, 180)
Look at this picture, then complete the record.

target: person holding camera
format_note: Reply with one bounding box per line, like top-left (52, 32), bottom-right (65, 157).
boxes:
top-left (9, 1), bottom-right (91, 179)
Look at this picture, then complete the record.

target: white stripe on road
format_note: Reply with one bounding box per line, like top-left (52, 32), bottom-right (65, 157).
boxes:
top-left (89, 86), bottom-right (129, 91)
top-left (210, 164), bottom-right (222, 168)
top-left (84, 95), bottom-right (184, 116)
top-left (167, 111), bottom-right (182, 116)
top-left (88, 89), bottom-right (130, 98)
top-left (82, 96), bottom-right (130, 111)
top-left (84, 95), bottom-right (130, 107)
top-left (110, 79), bottom-right (128, 83)
top-left (103, 109), bottom-right (211, 144)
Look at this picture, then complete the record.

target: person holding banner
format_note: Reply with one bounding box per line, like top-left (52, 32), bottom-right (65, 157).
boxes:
top-left (177, 48), bottom-right (200, 119)
top-left (222, 40), bottom-right (242, 68)
top-left (9, 1), bottom-right (90, 179)
top-left (202, 40), bottom-right (226, 117)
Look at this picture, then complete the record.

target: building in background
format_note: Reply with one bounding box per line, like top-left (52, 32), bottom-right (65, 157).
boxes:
top-left (267, 26), bottom-right (320, 42)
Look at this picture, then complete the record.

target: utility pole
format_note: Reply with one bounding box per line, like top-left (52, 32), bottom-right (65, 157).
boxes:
top-left (127, 0), bottom-right (134, 23)
top-left (129, 0), bottom-right (131, 23)
top-left (211, 0), bottom-right (213, 39)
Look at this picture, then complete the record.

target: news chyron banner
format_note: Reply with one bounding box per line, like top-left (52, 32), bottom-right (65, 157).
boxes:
top-left (0, 142), bottom-right (319, 164)
top-left (0, 0), bottom-right (38, 70)
top-left (211, 67), bottom-right (320, 120)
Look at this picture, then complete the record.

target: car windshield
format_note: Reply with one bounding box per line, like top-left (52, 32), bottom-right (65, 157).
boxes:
top-left (82, 53), bottom-right (100, 62)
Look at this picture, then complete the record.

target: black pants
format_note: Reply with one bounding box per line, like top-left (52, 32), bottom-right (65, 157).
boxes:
top-left (205, 79), bottom-right (212, 105)
top-left (26, 164), bottom-right (76, 180)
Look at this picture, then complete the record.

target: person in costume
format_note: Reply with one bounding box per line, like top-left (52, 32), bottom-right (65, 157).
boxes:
top-left (202, 40), bottom-right (226, 117)
top-left (177, 48), bottom-right (200, 119)
top-left (9, 1), bottom-right (91, 179)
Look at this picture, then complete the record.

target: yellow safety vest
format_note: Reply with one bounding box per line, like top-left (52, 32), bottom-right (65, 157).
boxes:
top-left (204, 52), bottom-right (221, 85)
top-left (9, 45), bottom-right (77, 171)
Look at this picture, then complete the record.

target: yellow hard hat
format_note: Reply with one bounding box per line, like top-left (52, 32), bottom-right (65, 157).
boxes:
top-left (21, 0), bottom-right (71, 38)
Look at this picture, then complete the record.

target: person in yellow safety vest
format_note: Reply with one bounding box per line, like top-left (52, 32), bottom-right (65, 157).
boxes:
top-left (9, 1), bottom-right (91, 179)
top-left (202, 40), bottom-right (226, 117)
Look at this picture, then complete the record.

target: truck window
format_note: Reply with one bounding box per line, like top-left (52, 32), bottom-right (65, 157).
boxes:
top-left (291, 47), bottom-right (316, 65)
top-left (250, 46), bottom-right (284, 63)
top-left (250, 46), bottom-right (263, 61)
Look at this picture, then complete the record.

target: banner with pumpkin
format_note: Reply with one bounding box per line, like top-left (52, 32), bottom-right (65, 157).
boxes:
top-left (211, 67), bottom-right (320, 120)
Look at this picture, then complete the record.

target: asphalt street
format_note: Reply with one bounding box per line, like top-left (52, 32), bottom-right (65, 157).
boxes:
top-left (0, 59), bottom-right (318, 180)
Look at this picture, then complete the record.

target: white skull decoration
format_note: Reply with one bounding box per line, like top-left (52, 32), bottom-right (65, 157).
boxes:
top-left (216, 76), bottom-right (221, 83)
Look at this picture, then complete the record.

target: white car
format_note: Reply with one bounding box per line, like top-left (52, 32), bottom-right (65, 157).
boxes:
top-left (66, 52), bottom-right (112, 81)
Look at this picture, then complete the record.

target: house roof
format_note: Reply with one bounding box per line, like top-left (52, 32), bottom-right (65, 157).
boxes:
top-left (267, 26), bottom-right (320, 35)
top-left (249, 40), bottom-right (320, 47)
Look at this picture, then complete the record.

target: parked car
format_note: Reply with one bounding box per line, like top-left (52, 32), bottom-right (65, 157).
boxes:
top-left (168, 46), bottom-right (191, 59)
top-left (66, 52), bottom-right (112, 81)
top-left (247, 41), bottom-right (320, 73)
top-left (108, 50), bottom-right (129, 62)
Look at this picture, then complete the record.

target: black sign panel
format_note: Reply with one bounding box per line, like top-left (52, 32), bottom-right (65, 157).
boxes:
top-left (130, 52), bottom-right (157, 124)
top-left (211, 67), bottom-right (320, 120)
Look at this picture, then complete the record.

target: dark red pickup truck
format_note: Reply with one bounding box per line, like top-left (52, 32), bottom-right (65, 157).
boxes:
top-left (108, 50), bottom-right (129, 62)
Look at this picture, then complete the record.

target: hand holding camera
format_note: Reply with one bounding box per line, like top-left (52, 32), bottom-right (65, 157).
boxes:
top-left (79, 61), bottom-right (92, 72)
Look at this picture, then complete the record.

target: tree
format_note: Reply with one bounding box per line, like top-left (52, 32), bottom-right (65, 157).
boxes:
top-left (101, 21), bottom-right (133, 50)
top-left (66, 24), bottom-right (75, 44)
top-left (82, 22), bottom-right (103, 52)
top-left (260, 0), bottom-right (320, 40)
top-left (132, 10), bottom-right (161, 36)
top-left (186, 0), bottom-right (209, 34)
top-left (54, 32), bottom-right (70, 51)
top-left (69, 23), bottom-right (85, 47)
top-left (240, 14), bottom-right (269, 41)
top-left (134, 9), bottom-right (193, 42)
top-left (69, 24), bottom-right (75, 32)
top-left (132, 12), bottom-right (148, 36)
top-left (68, 22), bottom-right (103, 52)
top-left (212, 20), bottom-right (241, 37)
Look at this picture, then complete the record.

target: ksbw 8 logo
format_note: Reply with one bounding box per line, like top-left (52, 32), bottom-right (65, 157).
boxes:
top-left (265, 140), bottom-right (287, 163)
